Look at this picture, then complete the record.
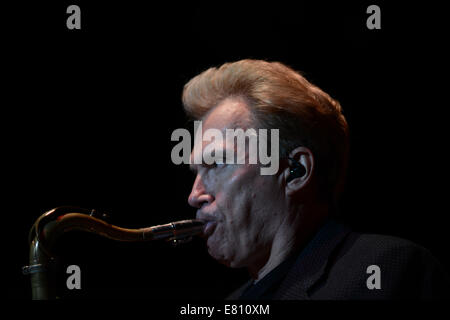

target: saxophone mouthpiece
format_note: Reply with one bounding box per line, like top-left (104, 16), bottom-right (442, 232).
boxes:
top-left (150, 219), bottom-right (205, 241)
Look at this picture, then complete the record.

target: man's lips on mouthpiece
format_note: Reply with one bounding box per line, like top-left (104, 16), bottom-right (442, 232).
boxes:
top-left (203, 220), bottom-right (217, 237)
top-left (196, 212), bottom-right (218, 237)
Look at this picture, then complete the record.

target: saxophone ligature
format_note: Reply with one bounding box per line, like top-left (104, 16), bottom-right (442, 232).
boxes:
top-left (22, 206), bottom-right (205, 299)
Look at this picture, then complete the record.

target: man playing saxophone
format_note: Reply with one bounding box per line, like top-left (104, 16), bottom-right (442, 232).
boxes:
top-left (183, 59), bottom-right (450, 299)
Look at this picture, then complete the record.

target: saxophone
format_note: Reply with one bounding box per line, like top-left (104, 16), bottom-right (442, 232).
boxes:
top-left (22, 206), bottom-right (205, 299)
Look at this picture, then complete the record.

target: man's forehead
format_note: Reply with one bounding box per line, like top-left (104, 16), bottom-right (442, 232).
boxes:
top-left (189, 98), bottom-right (254, 167)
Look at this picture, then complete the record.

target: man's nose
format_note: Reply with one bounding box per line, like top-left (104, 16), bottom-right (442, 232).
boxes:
top-left (188, 175), bottom-right (214, 209)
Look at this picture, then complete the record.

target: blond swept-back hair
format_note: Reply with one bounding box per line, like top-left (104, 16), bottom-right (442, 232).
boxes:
top-left (182, 59), bottom-right (349, 206)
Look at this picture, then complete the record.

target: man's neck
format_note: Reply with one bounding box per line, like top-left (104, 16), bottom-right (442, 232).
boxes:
top-left (249, 203), bottom-right (329, 282)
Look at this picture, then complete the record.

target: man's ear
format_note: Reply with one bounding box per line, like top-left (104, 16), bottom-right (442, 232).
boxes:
top-left (284, 146), bottom-right (314, 196)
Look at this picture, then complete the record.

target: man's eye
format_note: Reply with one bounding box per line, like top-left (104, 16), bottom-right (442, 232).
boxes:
top-left (203, 162), bottom-right (224, 169)
top-left (204, 162), bottom-right (217, 169)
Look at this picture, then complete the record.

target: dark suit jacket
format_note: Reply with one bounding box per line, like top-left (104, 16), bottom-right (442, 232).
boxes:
top-left (227, 220), bottom-right (450, 300)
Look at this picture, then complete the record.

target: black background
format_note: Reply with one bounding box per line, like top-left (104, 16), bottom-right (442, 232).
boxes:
top-left (3, 1), bottom-right (449, 300)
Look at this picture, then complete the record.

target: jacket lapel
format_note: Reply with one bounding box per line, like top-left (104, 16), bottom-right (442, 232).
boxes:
top-left (226, 279), bottom-right (253, 300)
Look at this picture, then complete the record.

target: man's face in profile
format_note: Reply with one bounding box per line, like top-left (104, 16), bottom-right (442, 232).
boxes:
top-left (188, 98), bottom-right (286, 269)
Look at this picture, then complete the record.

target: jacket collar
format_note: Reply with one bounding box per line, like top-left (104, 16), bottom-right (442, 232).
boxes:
top-left (273, 219), bottom-right (351, 300)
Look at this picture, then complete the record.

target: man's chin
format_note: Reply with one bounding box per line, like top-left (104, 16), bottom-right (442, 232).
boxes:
top-left (207, 246), bottom-right (231, 266)
top-left (208, 247), bottom-right (225, 263)
top-left (207, 248), bottom-right (243, 269)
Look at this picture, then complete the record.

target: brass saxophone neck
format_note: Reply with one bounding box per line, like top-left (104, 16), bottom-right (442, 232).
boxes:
top-left (23, 206), bottom-right (204, 299)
